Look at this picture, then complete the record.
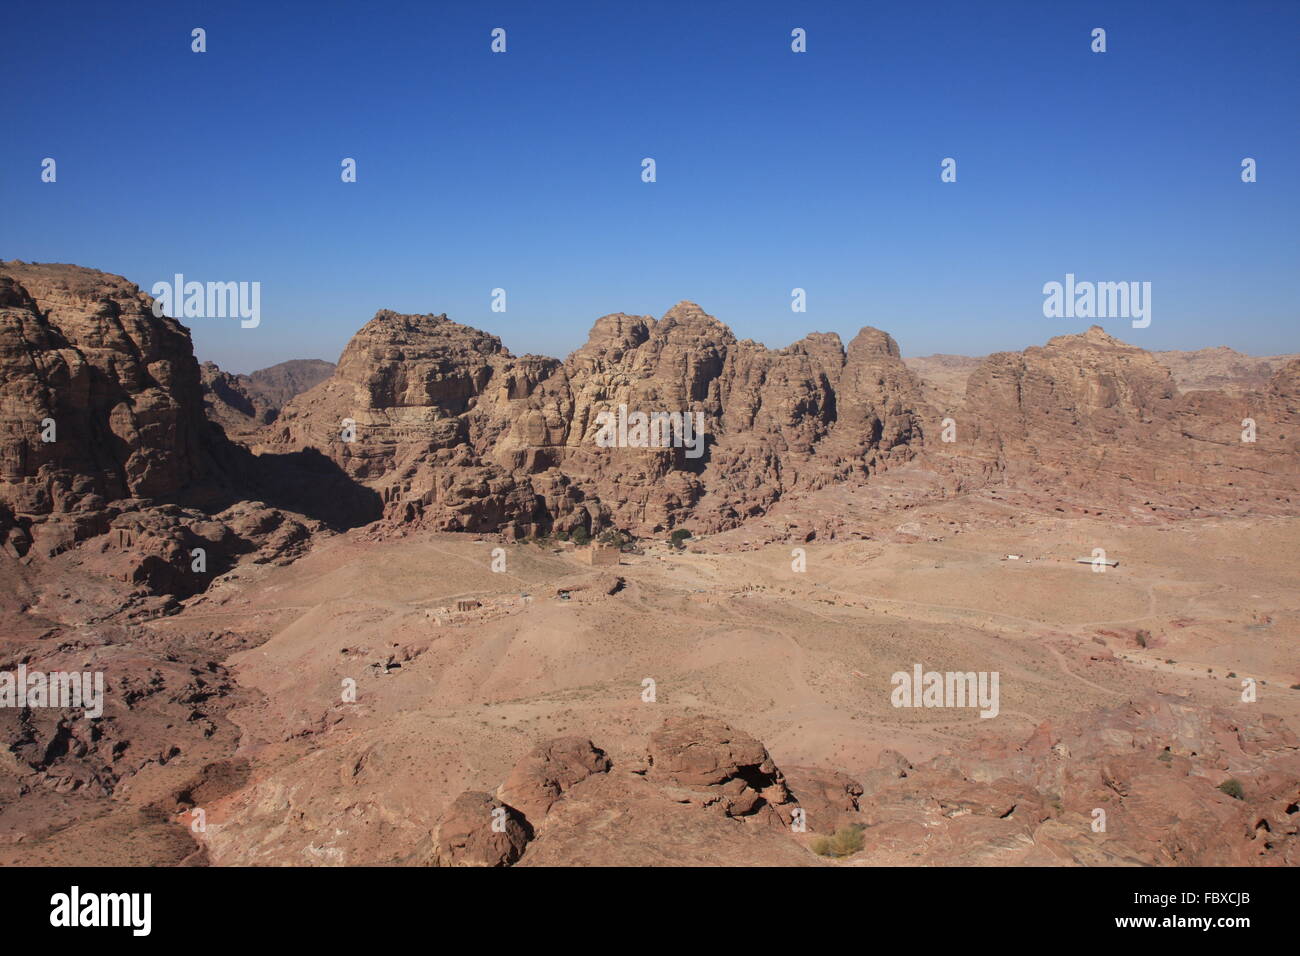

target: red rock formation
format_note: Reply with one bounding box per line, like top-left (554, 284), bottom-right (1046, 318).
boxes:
top-left (431, 791), bottom-right (529, 867)
top-left (422, 699), bottom-right (1297, 866)
top-left (495, 736), bottom-right (611, 825)
top-left (0, 263), bottom-right (367, 605)
top-left (200, 358), bottom-right (333, 440)
top-left (645, 714), bottom-right (796, 825)
top-left (266, 302), bottom-right (925, 537)
top-left (0, 262), bottom-right (216, 523)
top-left (942, 326), bottom-right (1300, 513)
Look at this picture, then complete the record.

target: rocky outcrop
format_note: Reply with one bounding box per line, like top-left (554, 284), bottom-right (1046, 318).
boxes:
top-left (200, 359), bottom-right (334, 441)
top-left (0, 262), bottom-right (370, 607)
top-left (945, 327), bottom-right (1300, 513)
top-left (495, 736), bottom-right (611, 825)
top-left (429, 720), bottom-right (813, 866)
top-left (430, 791), bottom-right (529, 867)
top-left (0, 262), bottom-right (217, 522)
top-left (266, 302), bottom-right (925, 538)
top-left (1154, 346), bottom-right (1299, 393)
top-left (645, 715), bottom-right (796, 825)
top-left (427, 697), bottom-right (1300, 866)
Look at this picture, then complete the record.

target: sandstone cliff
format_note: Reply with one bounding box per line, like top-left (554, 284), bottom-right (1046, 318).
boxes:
top-left (945, 326), bottom-right (1300, 514)
top-left (0, 262), bottom-right (373, 607)
top-left (266, 302), bottom-right (926, 537)
top-left (200, 358), bottom-right (334, 439)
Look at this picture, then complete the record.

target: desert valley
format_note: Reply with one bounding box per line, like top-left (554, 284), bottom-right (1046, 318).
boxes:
top-left (1, 261), bottom-right (1296, 867)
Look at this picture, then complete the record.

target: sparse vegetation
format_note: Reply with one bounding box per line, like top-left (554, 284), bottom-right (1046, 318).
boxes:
top-left (669, 528), bottom-right (692, 549)
top-left (810, 824), bottom-right (866, 858)
top-left (571, 526), bottom-right (590, 545)
top-left (1217, 778), bottom-right (1244, 801)
top-left (1135, 629), bottom-right (1150, 648)
top-left (597, 528), bottom-right (632, 548)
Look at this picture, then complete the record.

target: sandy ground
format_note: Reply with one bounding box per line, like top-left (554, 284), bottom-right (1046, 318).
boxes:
top-left (123, 475), bottom-right (1298, 864)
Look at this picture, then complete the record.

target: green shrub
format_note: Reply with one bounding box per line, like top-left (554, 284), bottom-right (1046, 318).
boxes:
top-left (1135, 629), bottom-right (1150, 648)
top-left (570, 526), bottom-right (590, 545)
top-left (597, 528), bottom-right (631, 547)
top-left (1217, 778), bottom-right (1244, 801)
top-left (810, 824), bottom-right (866, 858)
top-left (669, 528), bottom-right (692, 549)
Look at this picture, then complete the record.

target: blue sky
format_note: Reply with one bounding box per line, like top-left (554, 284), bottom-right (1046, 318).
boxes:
top-left (4, 0), bottom-right (1297, 372)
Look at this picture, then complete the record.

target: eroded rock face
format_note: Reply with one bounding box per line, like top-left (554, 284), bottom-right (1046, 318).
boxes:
top-left (0, 262), bottom-right (216, 522)
top-left (496, 736), bottom-right (611, 825)
top-left (266, 302), bottom-right (925, 538)
top-left (946, 327), bottom-right (1300, 513)
top-left (0, 263), bottom-right (363, 606)
top-left (199, 360), bottom-right (333, 440)
top-left (645, 715), bottom-right (796, 825)
top-left (431, 791), bottom-right (529, 867)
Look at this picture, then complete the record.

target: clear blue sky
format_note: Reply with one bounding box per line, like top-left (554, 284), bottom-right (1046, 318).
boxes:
top-left (4, 0), bottom-right (1297, 372)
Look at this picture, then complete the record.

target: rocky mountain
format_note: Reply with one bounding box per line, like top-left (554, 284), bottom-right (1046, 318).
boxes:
top-left (1154, 346), bottom-right (1299, 394)
top-left (903, 353), bottom-right (984, 413)
top-left (2, 261), bottom-right (1297, 870)
top-left (246, 358), bottom-right (336, 408)
top-left (907, 344), bottom-right (1300, 408)
top-left (6, 263), bottom-right (1298, 603)
top-left (948, 327), bottom-right (1300, 514)
top-left (0, 262), bottom-right (374, 609)
top-left (200, 359), bottom-right (334, 439)
top-left (0, 262), bottom-right (216, 518)
top-left (267, 311), bottom-right (1300, 540)
top-left (266, 303), bottom-right (925, 538)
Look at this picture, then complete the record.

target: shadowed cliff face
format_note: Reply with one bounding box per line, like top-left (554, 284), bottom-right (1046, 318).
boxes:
top-left (200, 358), bottom-right (334, 438)
top-left (0, 262), bottom-right (377, 606)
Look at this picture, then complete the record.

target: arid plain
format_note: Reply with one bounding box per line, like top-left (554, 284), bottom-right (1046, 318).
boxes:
top-left (1, 262), bottom-right (1296, 867)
